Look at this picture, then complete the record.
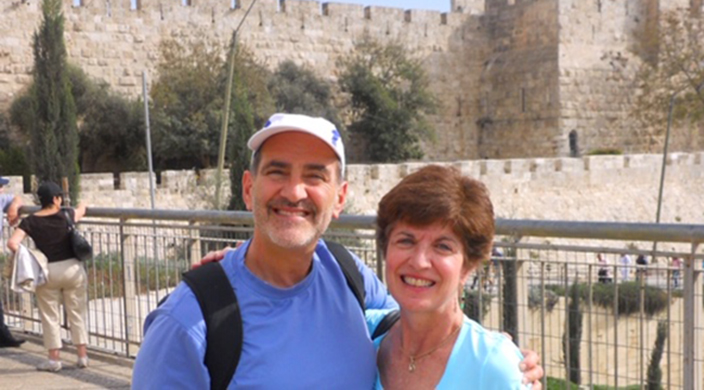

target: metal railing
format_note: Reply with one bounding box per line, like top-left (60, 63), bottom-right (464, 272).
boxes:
top-left (1, 208), bottom-right (703, 389)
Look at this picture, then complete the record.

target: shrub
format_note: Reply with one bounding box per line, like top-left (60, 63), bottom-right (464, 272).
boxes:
top-left (528, 286), bottom-right (559, 313)
top-left (463, 289), bottom-right (492, 324)
top-left (587, 148), bottom-right (623, 155)
top-left (545, 282), bottom-right (670, 317)
top-left (647, 321), bottom-right (668, 390)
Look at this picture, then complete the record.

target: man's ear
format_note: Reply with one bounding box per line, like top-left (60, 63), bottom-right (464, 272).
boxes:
top-left (242, 170), bottom-right (254, 211)
top-left (331, 181), bottom-right (348, 219)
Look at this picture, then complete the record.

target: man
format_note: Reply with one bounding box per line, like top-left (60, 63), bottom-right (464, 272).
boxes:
top-left (133, 114), bottom-right (543, 388)
top-left (0, 175), bottom-right (25, 348)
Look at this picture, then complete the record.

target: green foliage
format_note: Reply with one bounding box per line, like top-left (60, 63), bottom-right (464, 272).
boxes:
top-left (528, 285), bottom-right (559, 313)
top-left (338, 36), bottom-right (437, 163)
top-left (646, 320), bottom-right (668, 390)
top-left (85, 252), bottom-right (185, 300)
top-left (73, 68), bottom-right (146, 172)
top-left (545, 282), bottom-right (670, 317)
top-left (149, 36), bottom-right (273, 210)
top-left (0, 147), bottom-right (31, 178)
top-left (546, 377), bottom-right (641, 390)
top-left (463, 289), bottom-right (492, 324)
top-left (562, 282), bottom-right (583, 385)
top-left (150, 37), bottom-right (228, 170)
top-left (269, 60), bottom-right (342, 128)
top-left (28, 0), bottom-right (79, 201)
top-left (150, 37), bottom-right (273, 175)
top-left (11, 64), bottom-right (146, 174)
top-left (586, 148), bottom-right (623, 155)
top-left (631, 10), bottom-right (704, 148)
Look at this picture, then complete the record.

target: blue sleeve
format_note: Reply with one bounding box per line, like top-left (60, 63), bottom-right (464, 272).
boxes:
top-left (132, 285), bottom-right (210, 389)
top-left (352, 252), bottom-right (398, 310)
top-left (480, 337), bottom-right (531, 390)
top-left (1, 194), bottom-right (13, 212)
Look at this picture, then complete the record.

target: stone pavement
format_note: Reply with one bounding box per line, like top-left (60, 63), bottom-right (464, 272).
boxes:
top-left (0, 332), bottom-right (132, 389)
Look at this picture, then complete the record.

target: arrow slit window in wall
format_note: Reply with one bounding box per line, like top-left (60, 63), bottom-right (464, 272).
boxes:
top-left (72, 0), bottom-right (81, 7)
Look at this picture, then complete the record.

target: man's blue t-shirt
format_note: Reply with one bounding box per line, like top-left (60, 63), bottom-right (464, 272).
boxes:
top-left (132, 239), bottom-right (397, 389)
top-left (367, 310), bottom-right (529, 390)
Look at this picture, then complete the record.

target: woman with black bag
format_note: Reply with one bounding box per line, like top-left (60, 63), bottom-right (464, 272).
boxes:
top-left (7, 181), bottom-right (89, 372)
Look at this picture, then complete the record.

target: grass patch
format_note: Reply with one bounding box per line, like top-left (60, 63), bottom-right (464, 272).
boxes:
top-left (547, 377), bottom-right (641, 389)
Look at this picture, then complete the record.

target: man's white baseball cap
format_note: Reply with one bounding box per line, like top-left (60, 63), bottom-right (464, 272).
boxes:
top-left (248, 113), bottom-right (345, 171)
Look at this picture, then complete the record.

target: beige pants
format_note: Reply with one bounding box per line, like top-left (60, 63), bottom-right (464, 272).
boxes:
top-left (35, 259), bottom-right (88, 350)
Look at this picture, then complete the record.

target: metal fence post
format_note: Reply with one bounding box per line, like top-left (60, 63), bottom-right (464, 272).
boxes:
top-left (120, 219), bottom-right (138, 356)
top-left (683, 243), bottom-right (702, 390)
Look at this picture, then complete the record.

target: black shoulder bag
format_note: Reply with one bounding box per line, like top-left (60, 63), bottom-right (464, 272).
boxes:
top-left (63, 210), bottom-right (93, 261)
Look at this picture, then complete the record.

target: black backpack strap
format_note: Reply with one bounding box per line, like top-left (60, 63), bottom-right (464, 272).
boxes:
top-left (181, 263), bottom-right (242, 390)
top-left (371, 310), bottom-right (401, 340)
top-left (325, 240), bottom-right (365, 311)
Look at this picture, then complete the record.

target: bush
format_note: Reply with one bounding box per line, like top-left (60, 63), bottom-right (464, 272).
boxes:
top-left (587, 148), bottom-right (623, 155)
top-left (545, 282), bottom-right (670, 317)
top-left (528, 285), bottom-right (559, 313)
top-left (463, 289), bottom-right (492, 324)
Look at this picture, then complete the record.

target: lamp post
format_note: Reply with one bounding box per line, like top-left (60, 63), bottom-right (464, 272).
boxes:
top-left (214, 0), bottom-right (258, 210)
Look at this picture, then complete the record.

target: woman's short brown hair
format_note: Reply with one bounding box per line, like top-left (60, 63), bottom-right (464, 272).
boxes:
top-left (376, 165), bottom-right (495, 270)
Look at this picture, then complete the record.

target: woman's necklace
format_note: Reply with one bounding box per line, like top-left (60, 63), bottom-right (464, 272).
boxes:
top-left (399, 324), bottom-right (461, 373)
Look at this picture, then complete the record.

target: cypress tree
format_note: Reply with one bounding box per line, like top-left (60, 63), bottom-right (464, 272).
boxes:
top-left (30, 0), bottom-right (79, 201)
top-left (647, 321), bottom-right (668, 390)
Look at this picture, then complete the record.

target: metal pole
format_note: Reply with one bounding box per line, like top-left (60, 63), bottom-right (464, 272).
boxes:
top-left (142, 71), bottom-right (156, 210)
top-left (214, 0), bottom-right (259, 209)
top-left (214, 32), bottom-right (238, 210)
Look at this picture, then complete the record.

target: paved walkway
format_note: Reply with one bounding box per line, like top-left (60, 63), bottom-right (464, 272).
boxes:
top-left (0, 332), bottom-right (133, 389)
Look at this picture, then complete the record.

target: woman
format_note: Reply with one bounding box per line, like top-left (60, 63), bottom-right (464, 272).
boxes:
top-left (368, 165), bottom-right (529, 389)
top-left (7, 181), bottom-right (89, 372)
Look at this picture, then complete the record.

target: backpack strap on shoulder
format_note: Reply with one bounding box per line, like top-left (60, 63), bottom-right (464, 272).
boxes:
top-left (371, 310), bottom-right (401, 340)
top-left (324, 240), bottom-right (365, 311)
top-left (181, 262), bottom-right (242, 390)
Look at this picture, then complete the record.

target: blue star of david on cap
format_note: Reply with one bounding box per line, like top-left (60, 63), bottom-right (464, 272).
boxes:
top-left (331, 129), bottom-right (340, 147)
top-left (264, 120), bottom-right (272, 127)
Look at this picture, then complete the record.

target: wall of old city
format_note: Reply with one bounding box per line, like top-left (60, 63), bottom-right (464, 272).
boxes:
top-left (4, 152), bottom-right (703, 226)
top-left (2, 0), bottom-right (700, 162)
top-left (0, 0), bottom-right (478, 161)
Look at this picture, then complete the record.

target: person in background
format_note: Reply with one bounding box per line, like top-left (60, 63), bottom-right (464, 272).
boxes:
top-left (635, 254), bottom-right (648, 282)
top-left (619, 253), bottom-right (631, 282)
top-left (0, 175), bottom-right (25, 348)
top-left (369, 165), bottom-right (529, 389)
top-left (7, 182), bottom-right (88, 372)
top-left (134, 113), bottom-right (545, 388)
top-left (597, 253), bottom-right (611, 284)
top-left (671, 252), bottom-right (682, 288)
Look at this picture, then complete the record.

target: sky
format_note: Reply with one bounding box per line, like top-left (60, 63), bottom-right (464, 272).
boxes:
top-left (314, 0), bottom-right (450, 13)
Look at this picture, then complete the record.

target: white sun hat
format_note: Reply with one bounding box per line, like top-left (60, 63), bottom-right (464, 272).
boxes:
top-left (247, 113), bottom-right (345, 171)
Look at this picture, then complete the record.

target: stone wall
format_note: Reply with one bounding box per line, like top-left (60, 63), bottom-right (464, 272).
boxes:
top-left (1, 1), bottom-right (701, 162)
top-left (5, 152), bottom-right (703, 226)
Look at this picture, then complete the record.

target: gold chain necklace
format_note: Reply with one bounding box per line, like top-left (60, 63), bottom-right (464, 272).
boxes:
top-left (400, 325), bottom-right (461, 373)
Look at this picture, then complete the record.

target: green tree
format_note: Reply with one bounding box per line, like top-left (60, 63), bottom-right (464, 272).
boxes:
top-left (150, 38), bottom-right (227, 170)
top-left (150, 36), bottom-right (273, 209)
top-left (632, 9), bottom-right (704, 151)
top-left (269, 60), bottom-right (342, 128)
top-left (11, 64), bottom-right (146, 174)
top-left (562, 281), bottom-right (583, 385)
top-left (647, 320), bottom-right (668, 390)
top-left (338, 36), bottom-right (437, 163)
top-left (28, 0), bottom-right (79, 201)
